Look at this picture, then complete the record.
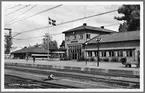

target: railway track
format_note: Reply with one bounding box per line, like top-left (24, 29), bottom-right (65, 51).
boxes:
top-left (5, 75), bottom-right (78, 89)
top-left (5, 65), bottom-right (140, 89)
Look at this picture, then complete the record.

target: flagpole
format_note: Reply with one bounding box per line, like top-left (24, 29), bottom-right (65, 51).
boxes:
top-left (48, 17), bottom-right (56, 61)
top-left (48, 17), bottom-right (51, 61)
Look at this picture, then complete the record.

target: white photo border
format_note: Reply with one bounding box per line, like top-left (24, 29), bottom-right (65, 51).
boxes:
top-left (1, 1), bottom-right (144, 92)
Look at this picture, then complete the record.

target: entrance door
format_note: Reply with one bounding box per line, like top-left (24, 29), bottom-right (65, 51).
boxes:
top-left (68, 45), bottom-right (81, 60)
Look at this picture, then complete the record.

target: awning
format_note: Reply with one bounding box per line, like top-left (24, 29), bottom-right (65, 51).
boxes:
top-left (85, 47), bottom-right (136, 51)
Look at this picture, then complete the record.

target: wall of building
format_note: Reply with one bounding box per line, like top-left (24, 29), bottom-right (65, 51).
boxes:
top-left (65, 30), bottom-right (86, 44)
top-left (64, 29), bottom-right (111, 58)
top-left (86, 32), bottom-right (99, 41)
top-left (64, 30), bottom-right (101, 57)
top-left (84, 40), bottom-right (140, 62)
top-left (65, 30), bottom-right (85, 57)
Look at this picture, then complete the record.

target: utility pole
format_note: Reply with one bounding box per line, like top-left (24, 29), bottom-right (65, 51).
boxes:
top-left (4, 28), bottom-right (12, 36)
top-left (47, 38), bottom-right (49, 60)
top-left (4, 28), bottom-right (12, 54)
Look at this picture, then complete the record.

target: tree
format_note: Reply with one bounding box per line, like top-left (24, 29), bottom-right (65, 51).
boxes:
top-left (59, 40), bottom-right (65, 49)
top-left (52, 40), bottom-right (58, 49)
top-left (118, 22), bottom-right (127, 32)
top-left (115, 5), bottom-right (140, 31)
top-left (42, 33), bottom-right (58, 50)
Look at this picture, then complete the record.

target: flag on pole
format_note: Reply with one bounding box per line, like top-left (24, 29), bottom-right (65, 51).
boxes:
top-left (48, 17), bottom-right (56, 26)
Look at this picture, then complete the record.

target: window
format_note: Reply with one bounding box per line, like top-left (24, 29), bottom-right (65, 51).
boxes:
top-left (117, 51), bottom-right (123, 57)
top-left (112, 51), bottom-right (115, 57)
top-left (99, 52), bottom-right (102, 57)
top-left (102, 51), bottom-right (106, 57)
top-left (109, 51), bottom-right (114, 57)
top-left (127, 50), bottom-right (133, 57)
top-left (94, 51), bottom-right (101, 57)
top-left (86, 34), bottom-right (90, 39)
top-left (88, 51), bottom-right (92, 57)
top-left (94, 51), bottom-right (97, 57)
top-left (80, 34), bottom-right (83, 39)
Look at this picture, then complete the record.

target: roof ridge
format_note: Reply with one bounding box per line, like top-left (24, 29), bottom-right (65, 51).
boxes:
top-left (62, 24), bottom-right (116, 33)
top-left (96, 30), bottom-right (140, 37)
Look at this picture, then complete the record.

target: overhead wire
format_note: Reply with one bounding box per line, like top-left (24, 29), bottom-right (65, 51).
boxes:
top-left (11, 8), bottom-right (117, 48)
top-left (13, 20), bottom-right (118, 40)
top-left (13, 9), bottom-right (117, 35)
top-left (9, 8), bottom-right (117, 41)
top-left (6, 4), bottom-right (63, 26)
top-left (5, 4), bottom-right (21, 11)
top-left (5, 4), bottom-right (37, 25)
top-left (13, 33), bottom-right (62, 40)
top-left (5, 4), bottom-right (31, 16)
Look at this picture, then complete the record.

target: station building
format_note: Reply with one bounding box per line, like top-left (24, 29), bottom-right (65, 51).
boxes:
top-left (62, 23), bottom-right (116, 60)
top-left (11, 45), bottom-right (66, 59)
top-left (85, 31), bottom-right (140, 62)
top-left (62, 23), bottom-right (140, 62)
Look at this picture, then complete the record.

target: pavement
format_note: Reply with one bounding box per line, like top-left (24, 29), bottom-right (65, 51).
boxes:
top-left (5, 59), bottom-right (139, 71)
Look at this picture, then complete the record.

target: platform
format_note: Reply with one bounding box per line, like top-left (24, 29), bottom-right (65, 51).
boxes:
top-left (5, 59), bottom-right (140, 76)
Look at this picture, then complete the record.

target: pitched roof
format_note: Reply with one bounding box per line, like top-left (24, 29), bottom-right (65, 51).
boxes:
top-left (11, 47), bottom-right (48, 54)
top-left (87, 31), bottom-right (140, 44)
top-left (62, 25), bottom-right (116, 33)
top-left (11, 46), bottom-right (66, 54)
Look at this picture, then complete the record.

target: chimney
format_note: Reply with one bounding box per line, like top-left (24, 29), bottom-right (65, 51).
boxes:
top-left (101, 26), bottom-right (104, 29)
top-left (83, 23), bottom-right (87, 26)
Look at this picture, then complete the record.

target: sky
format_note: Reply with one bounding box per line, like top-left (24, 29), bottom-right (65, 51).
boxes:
top-left (3, 2), bottom-right (123, 48)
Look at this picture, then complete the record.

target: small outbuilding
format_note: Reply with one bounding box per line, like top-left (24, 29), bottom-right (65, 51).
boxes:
top-left (11, 46), bottom-right (66, 60)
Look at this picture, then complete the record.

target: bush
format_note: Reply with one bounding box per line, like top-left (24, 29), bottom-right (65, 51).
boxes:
top-left (60, 57), bottom-right (70, 60)
top-left (111, 57), bottom-right (119, 62)
top-left (120, 57), bottom-right (127, 64)
top-left (90, 57), bottom-right (95, 61)
top-left (103, 58), bottom-right (109, 62)
top-left (77, 57), bottom-right (85, 61)
top-left (86, 58), bottom-right (90, 61)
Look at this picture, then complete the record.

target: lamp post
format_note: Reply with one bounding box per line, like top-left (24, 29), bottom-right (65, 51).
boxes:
top-left (96, 38), bottom-right (101, 67)
top-left (85, 42), bottom-right (88, 65)
top-left (83, 23), bottom-right (87, 65)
